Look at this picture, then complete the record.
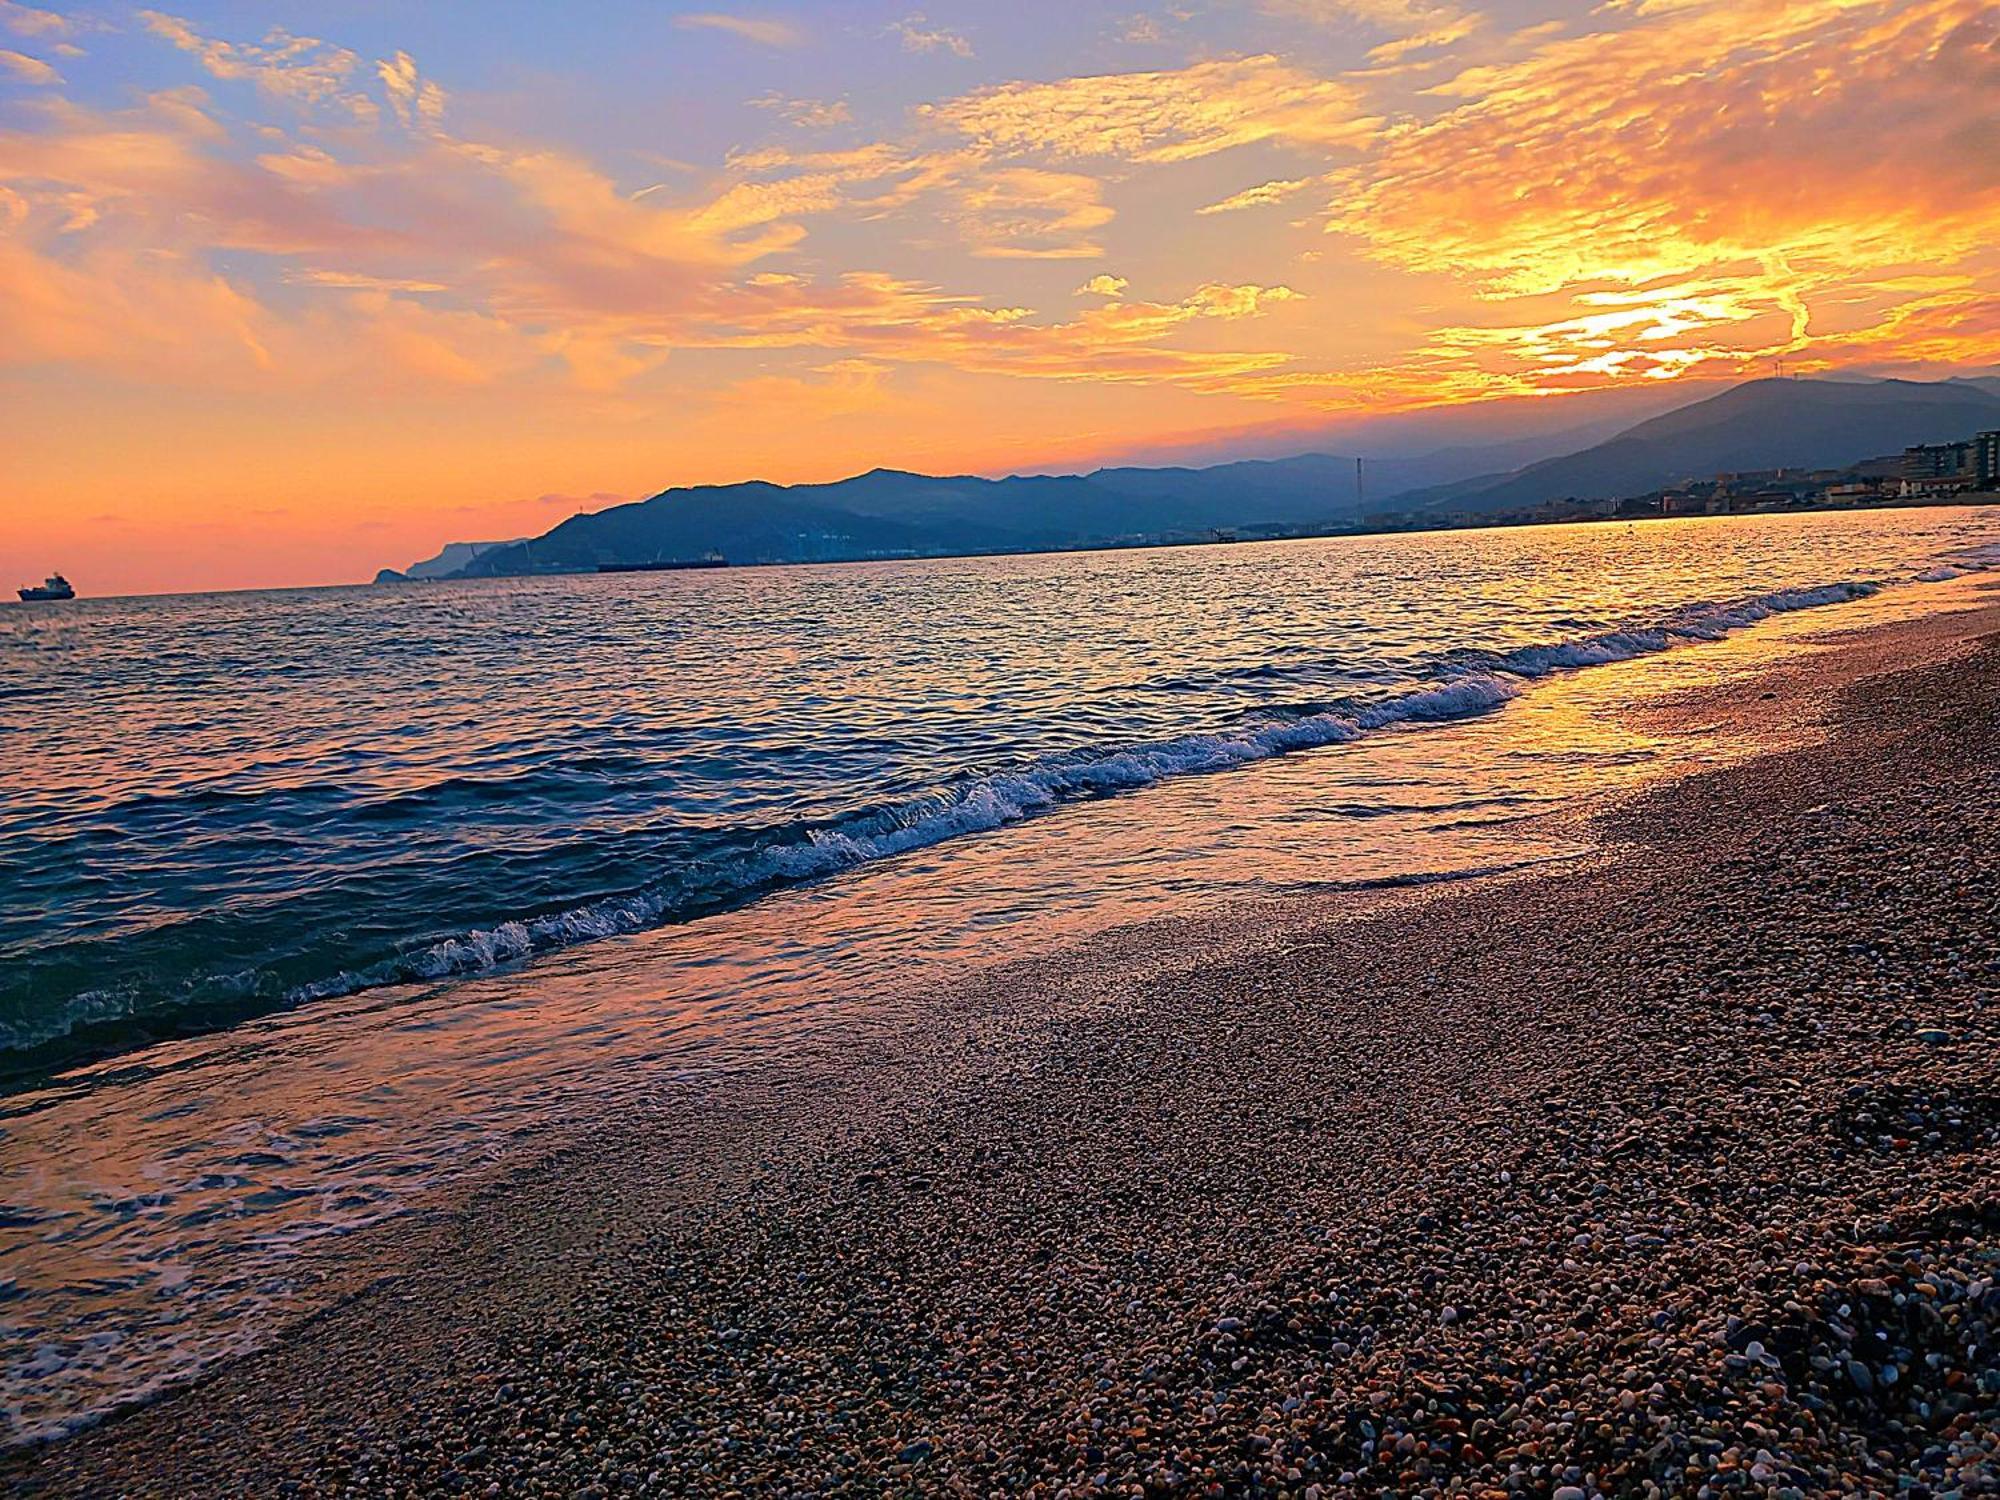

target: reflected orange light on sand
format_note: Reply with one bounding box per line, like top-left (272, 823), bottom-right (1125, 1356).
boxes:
top-left (5, 553), bottom-right (1974, 1438)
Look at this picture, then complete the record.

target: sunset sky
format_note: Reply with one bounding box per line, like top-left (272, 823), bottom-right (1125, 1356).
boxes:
top-left (2, 0), bottom-right (1997, 594)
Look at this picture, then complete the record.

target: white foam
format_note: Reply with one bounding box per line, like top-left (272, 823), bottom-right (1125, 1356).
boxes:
top-left (1934, 539), bottom-right (2000, 574)
top-left (1479, 582), bottom-right (1885, 681)
top-left (4, 567), bottom-right (1954, 1050)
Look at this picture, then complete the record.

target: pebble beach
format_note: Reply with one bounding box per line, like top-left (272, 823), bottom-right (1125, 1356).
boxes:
top-left (8, 601), bottom-right (1998, 1499)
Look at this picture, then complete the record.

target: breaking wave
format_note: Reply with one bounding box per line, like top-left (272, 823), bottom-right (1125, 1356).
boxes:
top-left (279, 673), bottom-right (1524, 1007)
top-left (1917, 539), bottom-right (2000, 581)
top-left (13, 550), bottom-right (1988, 1064)
top-left (257, 577), bottom-right (1899, 1018)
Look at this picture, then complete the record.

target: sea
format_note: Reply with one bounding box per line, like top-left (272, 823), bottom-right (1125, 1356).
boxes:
top-left (3, 505), bottom-right (1999, 1442)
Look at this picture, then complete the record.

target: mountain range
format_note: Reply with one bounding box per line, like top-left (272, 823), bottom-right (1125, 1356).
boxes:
top-left (381, 377), bottom-right (2000, 581)
top-left (1397, 378), bottom-right (2000, 516)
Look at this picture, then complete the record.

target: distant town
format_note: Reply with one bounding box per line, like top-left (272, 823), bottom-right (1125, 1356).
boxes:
top-left (377, 383), bottom-right (2000, 583)
top-left (1354, 426), bottom-right (2000, 536)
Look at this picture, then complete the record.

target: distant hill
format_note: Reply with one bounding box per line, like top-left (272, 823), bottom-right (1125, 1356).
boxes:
top-left (407, 539), bottom-right (524, 579)
top-left (382, 376), bottom-right (2000, 581)
top-left (422, 455), bottom-right (1371, 578)
top-left (377, 539), bottom-right (526, 583)
top-left (1400, 379), bottom-right (2000, 515)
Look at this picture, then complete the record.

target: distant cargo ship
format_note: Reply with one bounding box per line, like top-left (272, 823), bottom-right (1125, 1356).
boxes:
top-left (597, 555), bottom-right (729, 574)
top-left (17, 573), bottom-right (75, 601)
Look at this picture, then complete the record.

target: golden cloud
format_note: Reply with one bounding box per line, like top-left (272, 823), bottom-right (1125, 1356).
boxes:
top-left (377, 51), bottom-right (447, 130)
top-left (0, 50), bottom-right (1310, 405)
top-left (674, 271), bottom-right (1306, 390)
top-left (1264, 0), bottom-right (1483, 62)
top-left (1324, 0), bottom-right (2000, 389)
top-left (923, 55), bottom-right (1376, 162)
top-left (8, 0), bottom-right (1990, 430)
top-left (1198, 177), bottom-right (1316, 215)
top-left (749, 94), bottom-right (854, 130)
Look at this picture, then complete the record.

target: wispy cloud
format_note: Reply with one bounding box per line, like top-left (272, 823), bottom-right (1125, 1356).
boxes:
top-left (5, 0), bottom-right (1994, 440)
top-left (139, 11), bottom-right (376, 118)
top-left (0, 46), bottom-right (58, 83)
top-left (673, 12), bottom-right (803, 48)
top-left (0, 36), bottom-right (1312, 404)
top-left (951, 166), bottom-right (1113, 259)
top-left (924, 55), bottom-right (1376, 162)
top-left (377, 51), bottom-right (447, 130)
top-left (0, 0), bottom-right (66, 37)
top-left (1198, 178), bottom-right (1315, 215)
top-left (1264, 0), bottom-right (1483, 61)
top-left (283, 269), bottom-right (450, 293)
top-left (889, 14), bottom-right (975, 58)
top-left (698, 272), bottom-right (1306, 388)
top-left (750, 93), bottom-right (853, 129)
top-left (1324, 0), bottom-right (2000, 389)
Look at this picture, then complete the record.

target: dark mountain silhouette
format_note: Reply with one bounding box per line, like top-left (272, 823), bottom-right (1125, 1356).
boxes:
top-left (1399, 378), bottom-right (2000, 514)
top-left (376, 539), bottom-right (525, 584)
top-left (388, 377), bottom-right (2000, 580)
top-left (439, 455), bottom-right (1367, 577)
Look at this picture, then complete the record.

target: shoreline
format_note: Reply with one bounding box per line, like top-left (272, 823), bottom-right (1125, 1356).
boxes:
top-left (12, 540), bottom-right (1990, 1094)
top-left (405, 494), bottom-right (2000, 585)
top-left (20, 495), bottom-right (1996, 606)
top-left (9, 598), bottom-right (2000, 1496)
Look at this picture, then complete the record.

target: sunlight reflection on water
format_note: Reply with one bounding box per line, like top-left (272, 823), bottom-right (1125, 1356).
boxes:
top-left (2, 508), bottom-right (1998, 1441)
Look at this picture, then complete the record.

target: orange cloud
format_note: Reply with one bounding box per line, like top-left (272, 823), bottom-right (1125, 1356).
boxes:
top-left (376, 51), bottom-right (447, 130)
top-left (676, 271), bottom-right (1305, 390)
top-left (7, 0), bottom-right (1998, 597)
top-left (0, 0), bottom-right (66, 38)
top-left (0, 73), bottom-right (782, 388)
top-left (1322, 0), bottom-right (2000, 389)
top-left (923, 55), bottom-right (1377, 162)
top-left (0, 45), bottom-right (56, 82)
top-left (949, 166), bottom-right (1115, 259)
top-left (723, 54), bottom-right (1377, 261)
top-left (1265, 0), bottom-right (1483, 61)
top-left (749, 93), bottom-right (854, 130)
top-left (1198, 177), bottom-right (1317, 215)
top-left (0, 39), bottom-right (1318, 408)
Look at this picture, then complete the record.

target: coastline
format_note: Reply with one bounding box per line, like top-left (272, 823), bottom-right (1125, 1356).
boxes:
top-left (9, 598), bottom-right (2000, 1497)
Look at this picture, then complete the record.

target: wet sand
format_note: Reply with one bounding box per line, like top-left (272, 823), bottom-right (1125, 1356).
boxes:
top-left (8, 601), bottom-right (1999, 1498)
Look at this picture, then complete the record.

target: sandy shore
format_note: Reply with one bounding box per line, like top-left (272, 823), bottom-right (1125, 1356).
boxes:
top-left (9, 601), bottom-right (1999, 1499)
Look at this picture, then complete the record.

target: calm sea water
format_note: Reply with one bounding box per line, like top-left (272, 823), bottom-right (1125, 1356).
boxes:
top-left (7, 508), bottom-right (1997, 1072)
top-left (2, 506), bottom-right (1999, 1442)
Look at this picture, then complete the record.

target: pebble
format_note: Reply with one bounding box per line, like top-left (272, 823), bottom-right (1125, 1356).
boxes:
top-left (14, 613), bottom-right (2000, 1500)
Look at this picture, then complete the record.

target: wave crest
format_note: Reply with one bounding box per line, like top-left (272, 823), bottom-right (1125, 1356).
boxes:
top-left (4, 567), bottom-right (1946, 1055)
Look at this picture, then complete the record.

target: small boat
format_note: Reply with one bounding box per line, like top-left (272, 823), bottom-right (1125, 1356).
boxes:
top-left (16, 574), bottom-right (75, 602)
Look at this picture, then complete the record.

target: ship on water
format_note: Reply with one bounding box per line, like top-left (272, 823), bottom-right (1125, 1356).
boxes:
top-left (16, 574), bottom-right (75, 602)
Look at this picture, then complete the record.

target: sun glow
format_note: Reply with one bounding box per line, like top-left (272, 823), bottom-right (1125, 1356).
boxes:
top-left (1, 0), bottom-right (1995, 592)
